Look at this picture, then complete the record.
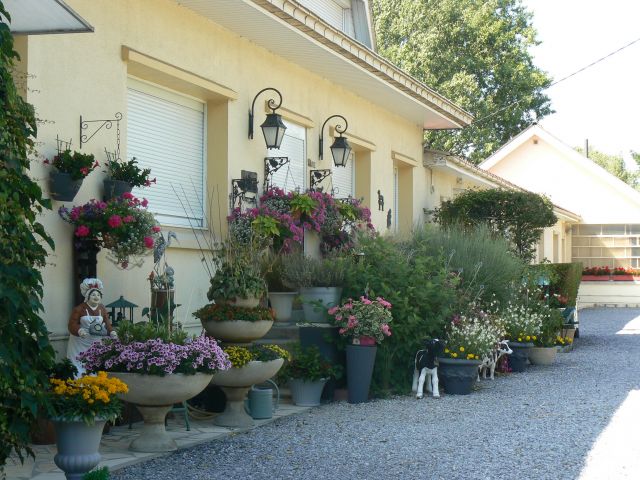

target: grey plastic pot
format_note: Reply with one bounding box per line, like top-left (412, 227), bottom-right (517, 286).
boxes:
top-left (528, 346), bottom-right (557, 365)
top-left (508, 342), bottom-right (534, 372)
top-left (289, 378), bottom-right (328, 407)
top-left (49, 171), bottom-right (82, 202)
top-left (103, 178), bottom-right (133, 201)
top-left (437, 357), bottom-right (482, 395)
top-left (346, 344), bottom-right (377, 404)
top-left (299, 287), bottom-right (342, 323)
top-left (268, 291), bottom-right (298, 322)
top-left (52, 418), bottom-right (106, 480)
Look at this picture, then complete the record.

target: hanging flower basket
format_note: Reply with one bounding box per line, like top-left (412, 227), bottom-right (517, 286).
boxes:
top-left (103, 178), bottom-right (133, 201)
top-left (49, 171), bottom-right (83, 201)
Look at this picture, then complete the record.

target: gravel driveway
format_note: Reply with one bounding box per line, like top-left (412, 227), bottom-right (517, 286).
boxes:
top-left (113, 308), bottom-right (640, 480)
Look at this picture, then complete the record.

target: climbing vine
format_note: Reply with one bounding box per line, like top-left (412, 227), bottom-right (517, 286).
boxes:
top-left (0, 2), bottom-right (56, 469)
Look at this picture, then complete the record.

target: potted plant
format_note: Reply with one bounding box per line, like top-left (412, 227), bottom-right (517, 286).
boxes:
top-left (103, 156), bottom-right (155, 201)
top-left (58, 193), bottom-right (160, 269)
top-left (280, 344), bottom-right (340, 407)
top-left (500, 302), bottom-right (544, 372)
top-left (208, 241), bottom-right (267, 307)
top-left (439, 314), bottom-right (504, 395)
top-left (264, 252), bottom-right (298, 322)
top-left (193, 303), bottom-right (275, 343)
top-left (328, 296), bottom-right (393, 403)
top-left (211, 344), bottom-right (289, 427)
top-left (48, 371), bottom-right (128, 479)
top-left (78, 320), bottom-right (230, 452)
top-left (529, 306), bottom-right (563, 365)
top-left (45, 149), bottom-right (98, 201)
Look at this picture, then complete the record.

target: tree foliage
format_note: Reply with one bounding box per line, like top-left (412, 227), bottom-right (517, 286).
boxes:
top-left (432, 189), bottom-right (556, 262)
top-left (576, 146), bottom-right (638, 188)
top-left (372, 0), bottom-right (553, 163)
top-left (0, 3), bottom-right (56, 468)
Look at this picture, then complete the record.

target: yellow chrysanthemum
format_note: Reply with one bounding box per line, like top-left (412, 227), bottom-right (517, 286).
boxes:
top-left (525, 336), bottom-right (531, 341)
top-left (459, 346), bottom-right (465, 352)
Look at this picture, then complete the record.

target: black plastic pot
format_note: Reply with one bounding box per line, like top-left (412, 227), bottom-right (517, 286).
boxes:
top-left (50, 171), bottom-right (82, 201)
top-left (437, 357), bottom-right (481, 395)
top-left (346, 344), bottom-right (377, 404)
top-left (508, 342), bottom-right (533, 372)
top-left (103, 179), bottom-right (133, 201)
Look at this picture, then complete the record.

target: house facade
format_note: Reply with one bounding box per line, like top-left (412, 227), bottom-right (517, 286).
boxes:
top-left (480, 124), bottom-right (640, 306)
top-left (11, 0), bottom-right (472, 355)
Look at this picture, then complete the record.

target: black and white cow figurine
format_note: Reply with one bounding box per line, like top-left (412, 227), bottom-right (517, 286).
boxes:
top-left (412, 339), bottom-right (445, 399)
top-left (478, 340), bottom-right (512, 381)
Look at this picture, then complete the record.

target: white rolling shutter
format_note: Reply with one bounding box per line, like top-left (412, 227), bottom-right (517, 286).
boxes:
top-left (393, 167), bottom-right (399, 232)
top-left (331, 153), bottom-right (354, 199)
top-left (267, 120), bottom-right (305, 193)
top-left (127, 78), bottom-right (205, 227)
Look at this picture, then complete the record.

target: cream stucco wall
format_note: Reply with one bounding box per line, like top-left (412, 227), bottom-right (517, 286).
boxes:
top-left (19, 0), bottom-right (426, 355)
top-left (486, 137), bottom-right (640, 224)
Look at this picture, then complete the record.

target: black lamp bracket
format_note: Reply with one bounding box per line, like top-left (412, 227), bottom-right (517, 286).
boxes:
top-left (80, 112), bottom-right (122, 160)
top-left (309, 169), bottom-right (332, 191)
top-left (319, 114), bottom-right (348, 160)
top-left (230, 170), bottom-right (259, 211)
top-left (249, 87), bottom-right (283, 140)
top-left (264, 156), bottom-right (289, 191)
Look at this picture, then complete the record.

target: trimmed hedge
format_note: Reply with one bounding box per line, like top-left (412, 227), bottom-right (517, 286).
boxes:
top-left (529, 262), bottom-right (583, 307)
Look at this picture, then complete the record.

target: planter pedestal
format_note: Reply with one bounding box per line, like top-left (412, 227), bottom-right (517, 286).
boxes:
top-left (53, 418), bottom-right (106, 480)
top-left (508, 342), bottom-right (533, 372)
top-left (130, 405), bottom-right (176, 452)
top-left (215, 387), bottom-right (254, 427)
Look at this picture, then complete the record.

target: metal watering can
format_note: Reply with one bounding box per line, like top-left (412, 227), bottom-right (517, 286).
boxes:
top-left (244, 379), bottom-right (279, 419)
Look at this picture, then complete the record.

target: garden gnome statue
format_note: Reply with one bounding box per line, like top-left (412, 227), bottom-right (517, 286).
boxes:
top-left (67, 278), bottom-right (117, 376)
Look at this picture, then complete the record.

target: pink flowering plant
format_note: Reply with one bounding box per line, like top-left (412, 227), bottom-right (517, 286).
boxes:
top-left (77, 320), bottom-right (231, 376)
top-left (229, 187), bottom-right (373, 252)
top-left (44, 149), bottom-right (99, 180)
top-left (59, 192), bottom-right (160, 268)
top-left (328, 296), bottom-right (393, 344)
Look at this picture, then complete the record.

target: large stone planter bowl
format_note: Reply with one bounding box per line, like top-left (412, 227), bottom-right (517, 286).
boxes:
top-left (211, 359), bottom-right (284, 428)
top-left (109, 372), bottom-right (213, 452)
top-left (211, 359), bottom-right (284, 388)
top-left (200, 319), bottom-right (274, 343)
top-left (528, 346), bottom-right (557, 366)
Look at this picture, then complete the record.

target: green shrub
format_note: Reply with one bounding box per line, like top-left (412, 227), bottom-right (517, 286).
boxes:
top-left (83, 467), bottom-right (110, 480)
top-left (528, 262), bottom-right (583, 307)
top-left (410, 224), bottom-right (526, 307)
top-left (343, 233), bottom-right (456, 395)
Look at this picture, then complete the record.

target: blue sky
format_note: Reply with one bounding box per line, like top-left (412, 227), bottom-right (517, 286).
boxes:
top-left (524, 0), bottom-right (640, 163)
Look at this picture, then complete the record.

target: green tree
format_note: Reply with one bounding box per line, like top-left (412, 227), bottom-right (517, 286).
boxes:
top-left (432, 189), bottom-right (556, 262)
top-left (373, 0), bottom-right (553, 163)
top-left (576, 147), bottom-right (637, 187)
top-left (0, 3), bottom-right (56, 469)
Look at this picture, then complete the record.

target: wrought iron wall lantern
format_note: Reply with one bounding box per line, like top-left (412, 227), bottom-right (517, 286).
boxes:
top-left (319, 114), bottom-right (352, 167)
top-left (230, 170), bottom-right (258, 210)
top-left (249, 88), bottom-right (287, 149)
top-left (309, 169), bottom-right (332, 191)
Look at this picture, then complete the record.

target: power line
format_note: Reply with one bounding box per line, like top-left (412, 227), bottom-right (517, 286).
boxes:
top-left (466, 35), bottom-right (640, 128)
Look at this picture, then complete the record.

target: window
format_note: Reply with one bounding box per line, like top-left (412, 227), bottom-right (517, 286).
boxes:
top-left (571, 223), bottom-right (640, 268)
top-left (331, 152), bottom-right (354, 199)
top-left (127, 78), bottom-right (205, 227)
top-left (267, 120), bottom-right (306, 193)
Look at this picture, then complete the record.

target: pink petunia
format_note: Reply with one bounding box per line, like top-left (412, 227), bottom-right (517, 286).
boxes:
top-left (360, 296), bottom-right (372, 305)
top-left (152, 226), bottom-right (161, 233)
top-left (80, 167), bottom-right (89, 176)
top-left (123, 215), bottom-right (135, 223)
top-left (97, 201), bottom-right (107, 210)
top-left (144, 236), bottom-right (154, 248)
top-left (141, 198), bottom-right (149, 207)
top-left (327, 306), bottom-right (339, 315)
top-left (377, 297), bottom-right (392, 309)
top-left (381, 324), bottom-right (392, 336)
top-left (347, 315), bottom-right (358, 329)
top-left (75, 225), bottom-right (90, 237)
top-left (122, 192), bottom-right (134, 200)
top-left (108, 215), bottom-right (122, 228)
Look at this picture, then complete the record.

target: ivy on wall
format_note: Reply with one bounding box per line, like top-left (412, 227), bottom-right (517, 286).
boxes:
top-left (0, 2), bottom-right (56, 468)
top-left (432, 188), bottom-right (557, 262)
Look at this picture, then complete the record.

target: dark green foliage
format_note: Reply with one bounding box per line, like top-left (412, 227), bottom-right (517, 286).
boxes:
top-left (343, 234), bottom-right (457, 395)
top-left (373, 0), bottom-right (553, 163)
top-left (576, 147), bottom-right (638, 188)
top-left (83, 467), bottom-right (110, 480)
top-left (192, 303), bottom-right (275, 323)
top-left (49, 359), bottom-right (78, 381)
top-left (0, 3), bottom-right (56, 469)
top-left (104, 157), bottom-right (153, 188)
top-left (433, 188), bottom-right (557, 262)
top-left (279, 344), bottom-right (340, 382)
top-left (529, 262), bottom-right (582, 307)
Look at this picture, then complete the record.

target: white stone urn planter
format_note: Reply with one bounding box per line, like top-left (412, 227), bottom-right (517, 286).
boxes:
top-left (200, 319), bottom-right (274, 343)
top-left (109, 372), bottom-right (213, 452)
top-left (210, 359), bottom-right (284, 427)
top-left (528, 346), bottom-right (558, 365)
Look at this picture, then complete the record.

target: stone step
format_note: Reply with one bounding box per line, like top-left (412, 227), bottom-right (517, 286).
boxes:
top-left (262, 322), bottom-right (300, 340)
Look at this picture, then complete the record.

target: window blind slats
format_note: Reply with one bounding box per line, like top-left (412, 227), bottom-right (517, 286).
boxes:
top-left (267, 120), bottom-right (306, 193)
top-left (332, 155), bottom-right (354, 199)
